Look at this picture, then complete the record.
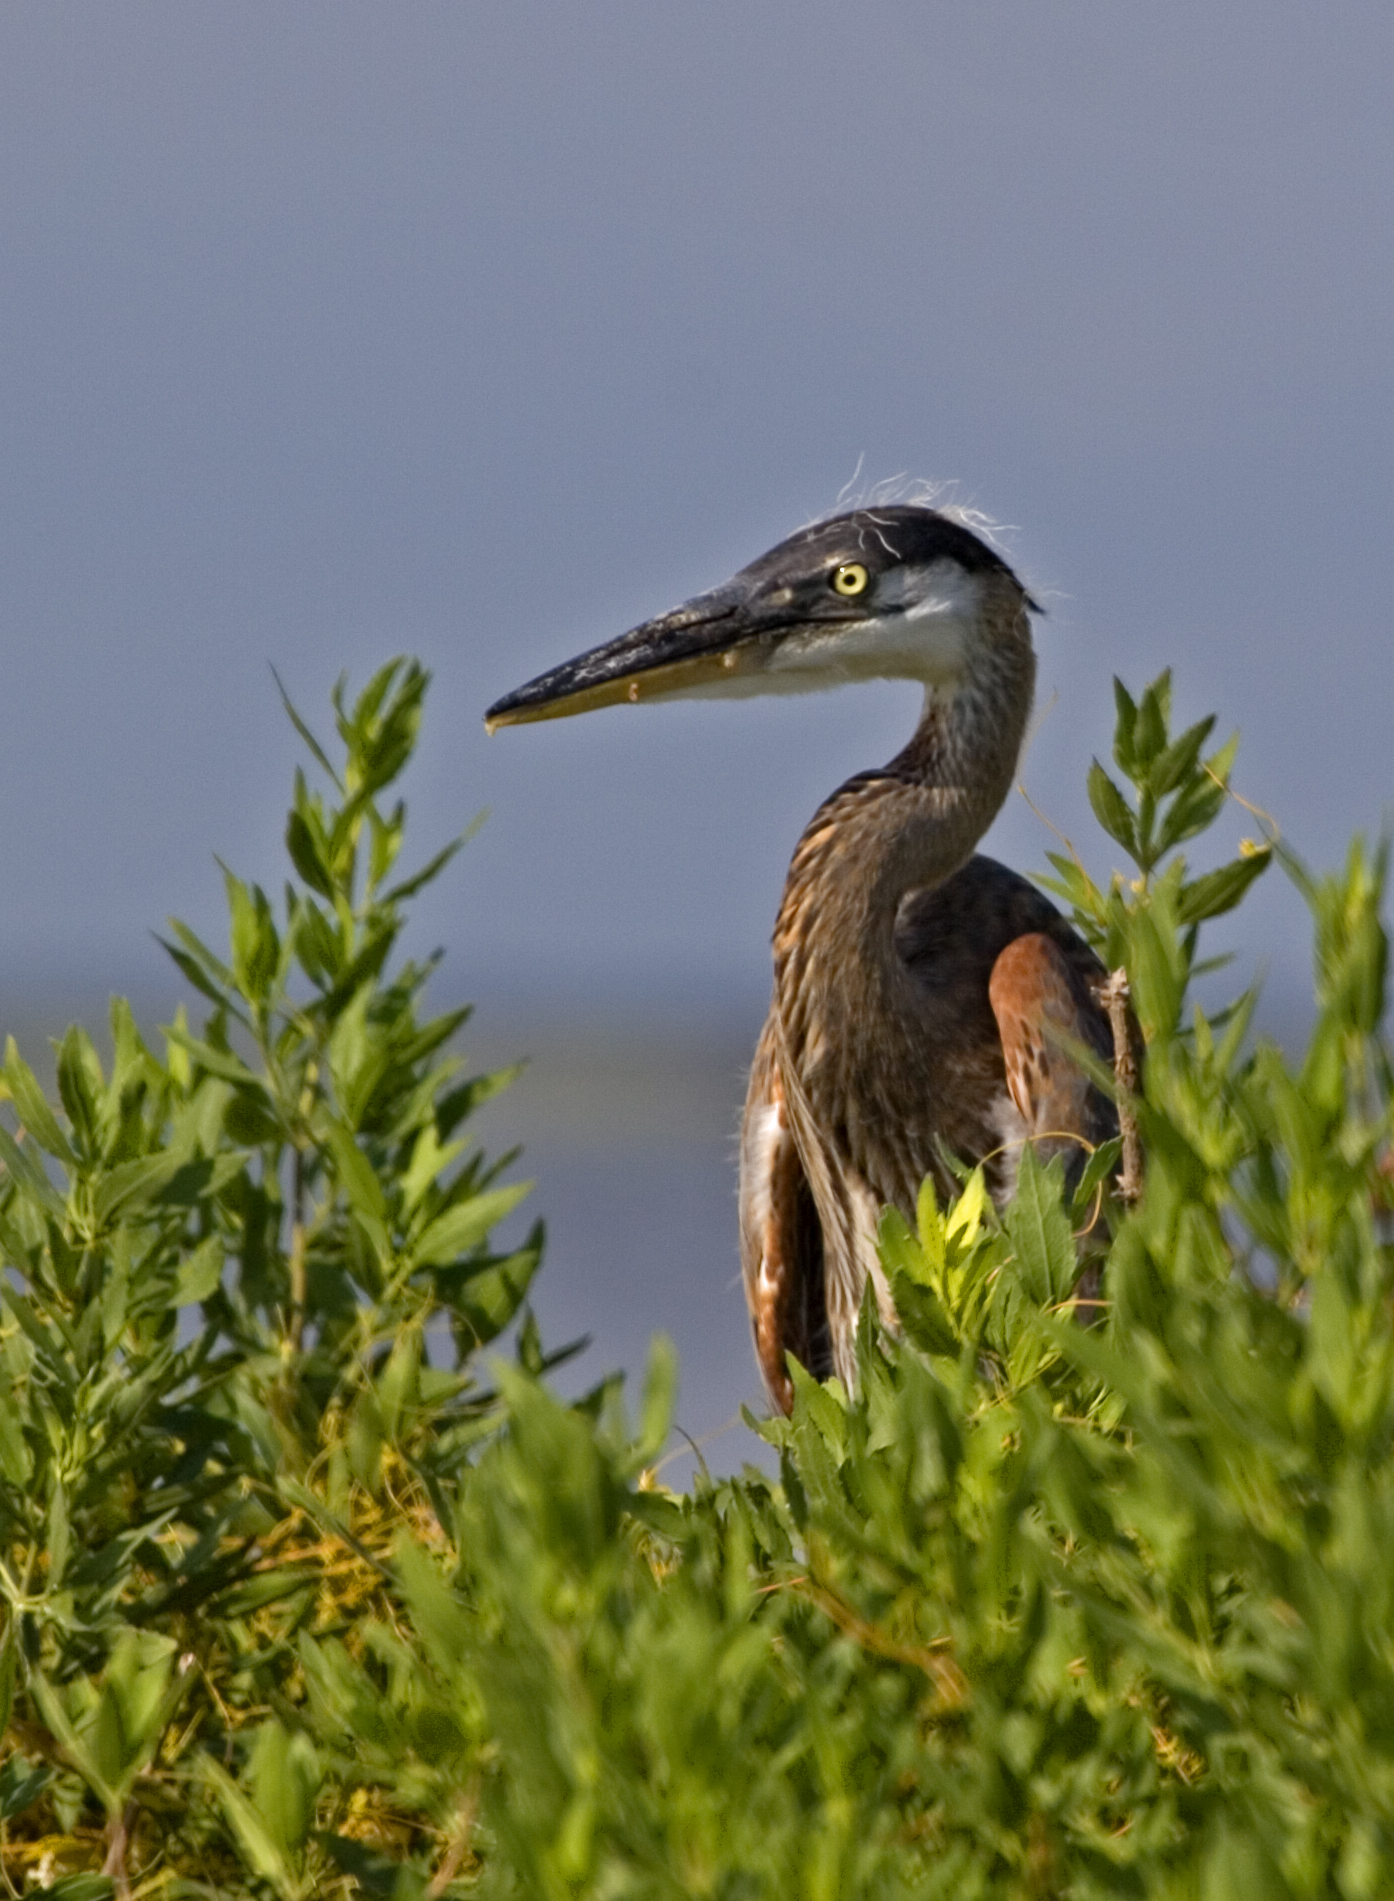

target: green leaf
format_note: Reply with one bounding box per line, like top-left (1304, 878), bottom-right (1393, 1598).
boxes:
top-left (1176, 848), bottom-right (1272, 924)
top-left (1036, 852), bottom-right (1108, 938)
top-left (381, 815), bottom-right (483, 904)
top-left (26, 1877), bottom-right (116, 1901)
top-left (377, 1327), bottom-right (422, 1440)
top-left (875, 1205), bottom-right (929, 1286)
top-left (322, 1119), bottom-right (388, 1232)
top-left (3, 1039), bottom-right (76, 1165)
top-left (200, 1750), bottom-right (305, 1898)
top-left (294, 898), bottom-right (343, 986)
top-left (337, 659), bottom-right (429, 797)
top-left (48, 1481), bottom-right (71, 1587)
top-left (368, 801), bottom-right (405, 891)
top-left (636, 1332), bottom-right (678, 1465)
top-left (160, 918), bottom-right (238, 997)
top-left (454, 1237), bottom-right (541, 1346)
top-left (0, 1751), bottom-right (51, 1824)
top-left (0, 1394), bottom-right (33, 1487)
top-left (1087, 760), bottom-right (1139, 857)
top-left (224, 869), bottom-right (281, 1004)
top-left (0, 1122), bottom-right (68, 1221)
top-left (286, 806), bottom-right (336, 899)
top-left (0, 1621), bottom-right (17, 1742)
top-left (320, 1834), bottom-right (423, 1898)
top-left (348, 1387), bottom-right (386, 1493)
top-left (213, 1566), bottom-right (323, 1621)
top-left (31, 1670), bottom-right (117, 1813)
top-left (175, 1234), bottom-right (225, 1305)
top-left (273, 665), bottom-right (344, 790)
top-left (1128, 900), bottom-right (1188, 1038)
top-left (1154, 773), bottom-right (1228, 856)
top-left (1204, 727), bottom-right (1240, 789)
top-left (84, 1632), bottom-right (177, 1805)
top-left (250, 1720), bottom-right (322, 1863)
top-left (414, 1182), bottom-right (531, 1266)
top-left (161, 1022), bottom-right (263, 1090)
top-left (1111, 677), bottom-right (1139, 774)
top-left (55, 1025), bottom-right (104, 1157)
top-left (890, 1274), bottom-right (959, 1356)
top-left (393, 1534), bottom-right (472, 1669)
top-left (1069, 1136), bottom-right (1123, 1222)
top-left (1149, 713), bottom-right (1216, 796)
top-left (1004, 1146), bottom-right (1076, 1306)
top-left (1133, 669), bottom-right (1171, 769)
top-left (436, 1061), bottom-right (524, 1139)
top-left (916, 1175), bottom-right (950, 1278)
top-left (91, 1152), bottom-right (185, 1228)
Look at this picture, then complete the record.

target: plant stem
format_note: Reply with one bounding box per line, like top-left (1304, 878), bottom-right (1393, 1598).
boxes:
top-left (101, 1802), bottom-right (134, 1899)
top-left (1102, 969), bottom-right (1143, 1202)
top-left (288, 1145), bottom-right (307, 1356)
top-left (427, 1782), bottom-right (480, 1897)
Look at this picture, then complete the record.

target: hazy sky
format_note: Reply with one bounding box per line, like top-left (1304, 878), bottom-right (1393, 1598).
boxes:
top-left (2, 3), bottom-right (1390, 1022)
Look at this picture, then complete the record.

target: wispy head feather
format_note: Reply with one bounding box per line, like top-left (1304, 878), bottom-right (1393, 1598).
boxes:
top-left (819, 465), bottom-right (1019, 562)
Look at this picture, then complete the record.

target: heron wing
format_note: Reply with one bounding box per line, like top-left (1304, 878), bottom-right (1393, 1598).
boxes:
top-left (988, 931), bottom-right (1111, 1179)
top-left (739, 1014), bottom-right (831, 1413)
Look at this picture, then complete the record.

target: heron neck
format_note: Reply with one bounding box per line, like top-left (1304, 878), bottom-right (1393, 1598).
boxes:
top-left (874, 653), bottom-right (1033, 892)
top-left (773, 635), bottom-right (1035, 1061)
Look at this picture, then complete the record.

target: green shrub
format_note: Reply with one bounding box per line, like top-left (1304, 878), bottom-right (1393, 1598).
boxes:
top-left (0, 662), bottom-right (1390, 1899)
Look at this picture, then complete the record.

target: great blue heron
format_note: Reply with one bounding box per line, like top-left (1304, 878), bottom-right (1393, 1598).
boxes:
top-left (486, 505), bottom-right (1118, 1413)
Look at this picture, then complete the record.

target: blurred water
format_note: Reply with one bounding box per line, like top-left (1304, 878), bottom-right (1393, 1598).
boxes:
top-left (465, 1003), bottom-right (780, 1482)
top-left (493, 1140), bottom-right (771, 1481)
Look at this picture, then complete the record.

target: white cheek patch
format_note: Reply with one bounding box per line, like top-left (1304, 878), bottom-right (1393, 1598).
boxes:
top-left (767, 610), bottom-right (969, 689)
top-left (878, 558), bottom-right (984, 621)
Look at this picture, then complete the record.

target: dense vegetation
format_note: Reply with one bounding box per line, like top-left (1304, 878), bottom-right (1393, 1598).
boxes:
top-left (0, 660), bottom-right (1390, 1898)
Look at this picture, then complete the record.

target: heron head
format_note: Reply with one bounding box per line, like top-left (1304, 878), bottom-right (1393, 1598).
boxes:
top-left (484, 505), bottom-right (1037, 732)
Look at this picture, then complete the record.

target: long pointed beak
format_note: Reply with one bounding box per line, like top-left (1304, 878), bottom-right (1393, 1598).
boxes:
top-left (485, 583), bottom-right (794, 732)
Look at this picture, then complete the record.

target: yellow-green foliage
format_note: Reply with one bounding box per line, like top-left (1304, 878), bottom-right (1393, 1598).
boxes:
top-left (0, 664), bottom-right (1390, 1899)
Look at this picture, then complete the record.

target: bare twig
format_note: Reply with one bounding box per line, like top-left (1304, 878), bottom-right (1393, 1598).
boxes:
top-left (1102, 970), bottom-right (1143, 1202)
top-left (102, 1803), bottom-right (134, 1900)
top-left (790, 1578), bottom-right (966, 1709)
top-left (288, 1146), bottom-right (307, 1356)
top-left (427, 1782), bottom-right (480, 1897)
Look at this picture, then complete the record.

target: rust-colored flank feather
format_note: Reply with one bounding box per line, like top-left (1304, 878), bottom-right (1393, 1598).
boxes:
top-left (989, 932), bottom-right (1108, 1171)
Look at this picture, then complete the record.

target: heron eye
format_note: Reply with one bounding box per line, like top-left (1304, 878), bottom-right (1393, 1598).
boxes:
top-left (831, 562), bottom-right (870, 598)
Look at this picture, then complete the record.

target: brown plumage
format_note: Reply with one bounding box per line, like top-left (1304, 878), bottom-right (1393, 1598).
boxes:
top-left (742, 856), bottom-right (1117, 1410)
top-left (486, 503), bottom-right (1120, 1416)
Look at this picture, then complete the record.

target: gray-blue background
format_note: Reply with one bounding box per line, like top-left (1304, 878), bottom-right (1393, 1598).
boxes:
top-left (2, 4), bottom-right (1390, 1471)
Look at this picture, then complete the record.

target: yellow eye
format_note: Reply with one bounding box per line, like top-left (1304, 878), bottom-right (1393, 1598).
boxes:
top-left (830, 561), bottom-right (869, 597)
